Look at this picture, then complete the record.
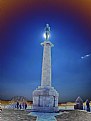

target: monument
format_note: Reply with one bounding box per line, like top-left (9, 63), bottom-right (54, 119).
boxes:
top-left (32, 24), bottom-right (59, 112)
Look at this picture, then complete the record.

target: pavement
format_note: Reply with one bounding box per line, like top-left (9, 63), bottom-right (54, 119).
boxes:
top-left (55, 110), bottom-right (91, 121)
top-left (0, 109), bottom-right (37, 121)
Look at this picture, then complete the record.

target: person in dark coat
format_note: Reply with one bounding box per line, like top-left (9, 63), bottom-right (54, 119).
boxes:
top-left (86, 99), bottom-right (90, 112)
top-left (25, 103), bottom-right (27, 109)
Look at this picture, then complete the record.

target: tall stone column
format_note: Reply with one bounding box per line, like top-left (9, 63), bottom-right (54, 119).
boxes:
top-left (41, 41), bottom-right (53, 87)
top-left (32, 24), bottom-right (59, 112)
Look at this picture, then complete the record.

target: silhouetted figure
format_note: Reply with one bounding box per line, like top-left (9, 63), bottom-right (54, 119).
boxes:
top-left (16, 102), bottom-right (19, 109)
top-left (86, 99), bottom-right (90, 112)
top-left (19, 104), bottom-right (22, 109)
top-left (25, 103), bottom-right (27, 109)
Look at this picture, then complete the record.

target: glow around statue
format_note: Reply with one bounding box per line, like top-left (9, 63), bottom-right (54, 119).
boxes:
top-left (44, 24), bottom-right (50, 41)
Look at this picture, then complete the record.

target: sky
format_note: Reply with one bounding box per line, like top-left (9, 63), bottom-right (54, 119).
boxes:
top-left (0, 0), bottom-right (91, 102)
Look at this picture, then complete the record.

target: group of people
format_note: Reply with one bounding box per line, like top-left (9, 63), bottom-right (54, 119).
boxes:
top-left (74, 97), bottom-right (90, 112)
top-left (15, 102), bottom-right (27, 110)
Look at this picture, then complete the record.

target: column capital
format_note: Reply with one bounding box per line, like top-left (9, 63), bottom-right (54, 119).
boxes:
top-left (41, 41), bottom-right (54, 47)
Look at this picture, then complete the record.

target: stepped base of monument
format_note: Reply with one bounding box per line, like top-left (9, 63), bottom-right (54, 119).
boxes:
top-left (32, 106), bottom-right (59, 112)
top-left (32, 86), bottom-right (59, 113)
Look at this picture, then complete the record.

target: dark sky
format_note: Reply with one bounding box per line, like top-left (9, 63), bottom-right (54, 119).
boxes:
top-left (0, 0), bottom-right (91, 102)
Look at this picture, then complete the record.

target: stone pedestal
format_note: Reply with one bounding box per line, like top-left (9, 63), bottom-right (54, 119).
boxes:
top-left (32, 86), bottom-right (59, 112)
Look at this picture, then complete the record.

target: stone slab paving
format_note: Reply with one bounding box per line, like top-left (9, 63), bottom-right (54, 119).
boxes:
top-left (55, 110), bottom-right (91, 121)
top-left (0, 109), bottom-right (36, 121)
top-left (1, 109), bottom-right (91, 121)
top-left (30, 112), bottom-right (58, 121)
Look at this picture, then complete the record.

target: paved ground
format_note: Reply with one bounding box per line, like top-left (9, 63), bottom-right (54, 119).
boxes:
top-left (55, 110), bottom-right (91, 121)
top-left (30, 112), bottom-right (57, 121)
top-left (0, 109), bottom-right (37, 121)
top-left (0, 109), bottom-right (57, 121)
top-left (1, 109), bottom-right (91, 121)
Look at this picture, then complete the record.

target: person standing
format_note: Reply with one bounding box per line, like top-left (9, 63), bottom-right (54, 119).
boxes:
top-left (16, 102), bottom-right (19, 109)
top-left (86, 99), bottom-right (90, 112)
top-left (25, 102), bottom-right (27, 109)
top-left (19, 103), bottom-right (22, 109)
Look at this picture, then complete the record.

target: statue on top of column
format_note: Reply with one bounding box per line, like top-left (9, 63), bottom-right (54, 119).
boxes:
top-left (44, 24), bottom-right (50, 41)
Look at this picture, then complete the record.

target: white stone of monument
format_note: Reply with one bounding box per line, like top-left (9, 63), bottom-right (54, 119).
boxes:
top-left (32, 24), bottom-right (59, 112)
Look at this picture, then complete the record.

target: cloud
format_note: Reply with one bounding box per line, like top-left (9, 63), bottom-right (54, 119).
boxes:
top-left (81, 54), bottom-right (91, 59)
